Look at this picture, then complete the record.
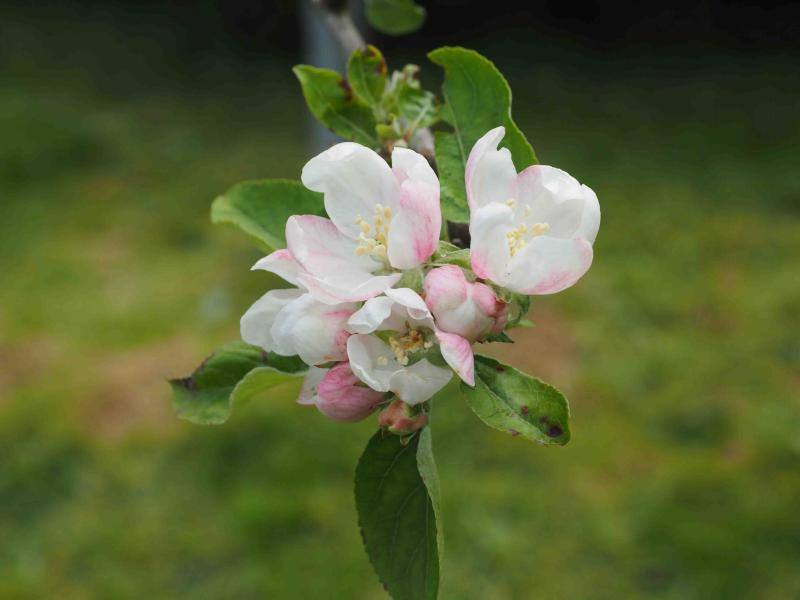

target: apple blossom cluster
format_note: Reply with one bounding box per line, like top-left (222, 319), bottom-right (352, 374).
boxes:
top-left (240, 126), bottom-right (600, 433)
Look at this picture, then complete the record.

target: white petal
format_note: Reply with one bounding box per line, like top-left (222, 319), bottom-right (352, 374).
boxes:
top-left (391, 146), bottom-right (438, 188)
top-left (577, 184), bottom-right (601, 244)
top-left (297, 366), bottom-right (327, 405)
top-left (270, 294), bottom-right (355, 365)
top-left (251, 249), bottom-right (303, 287)
top-left (469, 202), bottom-right (514, 285)
top-left (513, 165), bottom-right (591, 240)
top-left (286, 214), bottom-right (377, 277)
top-left (347, 296), bottom-right (398, 334)
top-left (301, 142), bottom-right (399, 240)
top-left (388, 360), bottom-right (452, 406)
top-left (435, 329), bottom-right (475, 386)
top-left (240, 289), bottom-right (303, 351)
top-left (505, 236), bottom-right (594, 295)
top-left (384, 288), bottom-right (435, 329)
top-left (297, 270), bottom-right (401, 305)
top-left (387, 177), bottom-right (441, 269)
top-left (465, 126), bottom-right (517, 210)
top-left (347, 334), bottom-right (398, 392)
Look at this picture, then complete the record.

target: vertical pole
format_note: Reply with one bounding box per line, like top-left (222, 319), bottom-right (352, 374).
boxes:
top-left (301, 1), bottom-right (353, 152)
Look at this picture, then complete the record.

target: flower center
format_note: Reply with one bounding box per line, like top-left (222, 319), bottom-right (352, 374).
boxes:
top-left (355, 204), bottom-right (392, 261)
top-left (385, 328), bottom-right (434, 366)
top-left (505, 199), bottom-right (550, 256)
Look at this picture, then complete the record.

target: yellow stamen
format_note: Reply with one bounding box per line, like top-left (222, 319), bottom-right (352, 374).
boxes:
top-left (355, 203), bottom-right (393, 262)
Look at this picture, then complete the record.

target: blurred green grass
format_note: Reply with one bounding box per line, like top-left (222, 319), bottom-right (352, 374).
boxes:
top-left (1, 9), bottom-right (800, 599)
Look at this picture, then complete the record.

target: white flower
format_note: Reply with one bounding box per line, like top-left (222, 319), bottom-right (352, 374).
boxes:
top-left (346, 288), bottom-right (475, 406)
top-left (467, 127), bottom-right (601, 295)
top-left (240, 250), bottom-right (356, 366)
top-left (285, 142), bottom-right (441, 305)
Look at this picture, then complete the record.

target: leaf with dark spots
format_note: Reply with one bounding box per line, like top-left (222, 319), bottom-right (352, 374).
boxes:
top-left (461, 354), bottom-right (571, 445)
top-left (293, 64), bottom-right (379, 146)
top-left (346, 45), bottom-right (387, 113)
top-left (170, 342), bottom-right (307, 425)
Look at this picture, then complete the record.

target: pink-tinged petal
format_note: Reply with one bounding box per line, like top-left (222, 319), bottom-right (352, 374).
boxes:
top-left (435, 328), bottom-right (475, 386)
top-left (471, 281), bottom-right (509, 334)
top-left (240, 289), bottom-right (303, 351)
top-left (424, 264), bottom-right (469, 307)
top-left (512, 165), bottom-right (589, 239)
top-left (577, 184), bottom-right (601, 244)
top-left (270, 294), bottom-right (356, 365)
top-left (347, 334), bottom-right (398, 392)
top-left (315, 362), bottom-right (384, 422)
top-left (301, 142), bottom-right (399, 240)
top-left (391, 147), bottom-right (438, 188)
top-left (465, 126), bottom-right (517, 211)
top-left (297, 270), bottom-right (401, 305)
top-left (286, 214), bottom-right (377, 277)
top-left (423, 266), bottom-right (507, 341)
top-left (388, 359), bottom-right (453, 406)
top-left (251, 249), bottom-right (303, 287)
top-left (505, 236), bottom-right (594, 295)
top-left (297, 366), bottom-right (327, 405)
top-left (469, 202), bottom-right (514, 284)
top-left (387, 178), bottom-right (441, 269)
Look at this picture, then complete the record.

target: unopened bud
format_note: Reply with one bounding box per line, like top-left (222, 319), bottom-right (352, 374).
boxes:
top-left (378, 398), bottom-right (428, 435)
top-left (424, 265), bottom-right (508, 342)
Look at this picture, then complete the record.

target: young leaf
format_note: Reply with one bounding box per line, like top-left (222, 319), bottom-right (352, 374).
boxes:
top-left (211, 179), bottom-right (325, 251)
top-left (397, 85), bottom-right (439, 132)
top-left (293, 65), bottom-right (379, 147)
top-left (364, 0), bottom-right (426, 36)
top-left (462, 354), bottom-right (570, 445)
top-left (347, 45), bottom-right (387, 112)
top-left (428, 47), bottom-right (538, 223)
top-left (170, 342), bottom-right (307, 425)
top-left (356, 430), bottom-right (439, 600)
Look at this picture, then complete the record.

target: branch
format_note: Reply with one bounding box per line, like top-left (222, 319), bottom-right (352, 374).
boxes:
top-left (310, 0), bottom-right (437, 165)
top-left (310, 0), bottom-right (364, 57)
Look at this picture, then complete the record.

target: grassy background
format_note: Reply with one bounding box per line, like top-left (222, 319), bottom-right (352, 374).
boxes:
top-left (1, 3), bottom-right (799, 598)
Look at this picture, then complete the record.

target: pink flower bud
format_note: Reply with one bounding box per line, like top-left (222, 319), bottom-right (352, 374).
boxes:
top-left (378, 398), bottom-right (428, 435)
top-left (315, 362), bottom-right (384, 422)
top-left (423, 265), bottom-right (508, 341)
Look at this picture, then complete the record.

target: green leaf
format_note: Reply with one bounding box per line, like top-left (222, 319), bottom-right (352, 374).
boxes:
top-left (293, 65), bottom-right (379, 147)
top-left (462, 355), bottom-right (570, 445)
top-left (483, 331), bottom-right (514, 344)
top-left (365, 0), bottom-right (426, 36)
top-left (356, 430), bottom-right (439, 600)
top-left (416, 427), bottom-right (443, 556)
top-left (170, 342), bottom-right (307, 425)
top-left (432, 132), bottom-right (471, 223)
top-left (428, 47), bottom-right (538, 223)
top-left (347, 45), bottom-right (387, 111)
top-left (210, 179), bottom-right (325, 251)
top-left (431, 246), bottom-right (471, 269)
